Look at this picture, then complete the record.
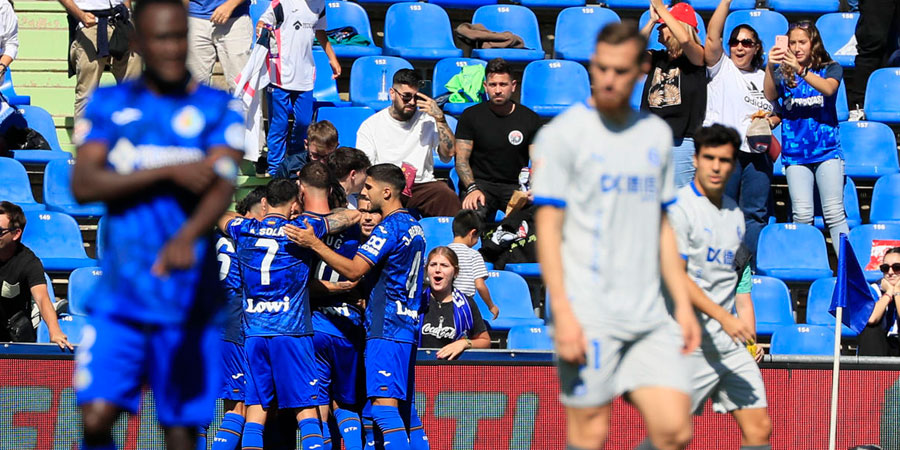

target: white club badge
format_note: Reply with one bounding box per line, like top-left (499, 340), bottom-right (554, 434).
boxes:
top-left (508, 130), bottom-right (524, 146)
top-left (172, 105), bottom-right (206, 139)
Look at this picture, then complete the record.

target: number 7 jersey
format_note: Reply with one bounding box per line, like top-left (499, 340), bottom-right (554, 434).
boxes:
top-left (356, 209), bottom-right (426, 343)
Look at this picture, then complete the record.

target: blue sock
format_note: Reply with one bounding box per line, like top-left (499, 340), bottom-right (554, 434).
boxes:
top-left (299, 418), bottom-right (324, 450)
top-left (371, 405), bottom-right (410, 450)
top-left (334, 408), bottom-right (364, 450)
top-left (321, 419), bottom-right (332, 450)
top-left (240, 422), bottom-right (264, 450)
top-left (212, 412), bottom-right (245, 450)
top-left (406, 404), bottom-right (429, 450)
top-left (363, 416), bottom-right (380, 450)
top-left (81, 442), bottom-right (117, 450)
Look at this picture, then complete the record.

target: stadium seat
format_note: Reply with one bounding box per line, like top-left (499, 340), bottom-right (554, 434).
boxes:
top-left (836, 80), bottom-right (849, 122)
top-left (864, 68), bottom-right (900, 124)
top-left (383, 3), bottom-right (462, 61)
top-left (806, 277), bottom-right (860, 337)
top-left (0, 70), bottom-right (31, 105)
top-left (631, 75), bottom-right (646, 110)
top-left (449, 167), bottom-right (460, 194)
top-left (639, 9), bottom-right (707, 52)
top-left (554, 7), bottom-right (619, 63)
top-left (322, 1), bottom-right (382, 57)
top-left (349, 56), bottom-right (414, 111)
top-left (786, 177), bottom-right (861, 231)
top-left (312, 50), bottom-right (350, 107)
top-left (475, 270), bottom-right (543, 330)
top-left (0, 157), bottom-right (44, 211)
top-left (723, 10), bottom-right (788, 63)
top-left (432, 58), bottom-right (487, 115)
top-left (756, 223), bottom-right (833, 282)
top-left (22, 211), bottom-right (96, 271)
top-left (422, 216), bottom-right (454, 254)
top-left (37, 314), bottom-right (88, 345)
top-left (249, 0), bottom-right (270, 38)
top-left (520, 60), bottom-right (589, 117)
top-left (504, 263), bottom-right (541, 278)
top-left (68, 267), bottom-right (102, 316)
top-left (43, 159), bottom-right (105, 218)
top-left (315, 106), bottom-right (375, 148)
top-left (96, 216), bottom-right (106, 260)
top-left (869, 174), bottom-right (900, 225)
top-left (751, 276), bottom-right (795, 337)
top-left (816, 13), bottom-right (859, 68)
top-left (506, 325), bottom-right (553, 350)
top-left (471, 5), bottom-right (545, 62)
top-left (11, 105), bottom-right (71, 165)
top-left (769, 0), bottom-right (839, 13)
top-left (849, 224), bottom-right (900, 283)
top-left (769, 324), bottom-right (835, 355)
top-left (841, 121), bottom-right (899, 179)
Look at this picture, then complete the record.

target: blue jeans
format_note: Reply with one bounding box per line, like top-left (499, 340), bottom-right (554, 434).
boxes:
top-left (785, 157), bottom-right (849, 253)
top-left (673, 137), bottom-right (695, 188)
top-left (266, 86), bottom-right (313, 176)
top-left (725, 151), bottom-right (773, 266)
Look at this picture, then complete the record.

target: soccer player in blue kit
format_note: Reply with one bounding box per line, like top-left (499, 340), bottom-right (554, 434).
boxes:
top-left (286, 163), bottom-right (427, 450)
top-left (69, 0), bottom-right (245, 448)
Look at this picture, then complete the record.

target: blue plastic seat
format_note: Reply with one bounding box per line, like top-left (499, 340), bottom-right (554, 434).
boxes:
top-left (769, 324), bottom-right (836, 355)
top-left (11, 105), bottom-right (71, 165)
top-left (849, 224), bottom-right (900, 283)
top-left (504, 263), bottom-right (541, 278)
top-left (383, 3), bottom-right (462, 61)
top-left (315, 106), bottom-right (375, 148)
top-left (554, 6), bottom-right (620, 63)
top-left (836, 79), bottom-right (849, 122)
top-left (506, 325), bottom-right (553, 350)
top-left (421, 216), bottom-right (454, 254)
top-left (0, 157), bottom-right (44, 211)
top-left (432, 58), bottom-right (487, 115)
top-left (769, 0), bottom-right (839, 13)
top-left (96, 215), bottom-right (106, 260)
top-left (43, 159), bottom-right (105, 218)
top-left (756, 223), bottom-right (833, 282)
top-left (870, 174), bottom-right (900, 225)
top-left (22, 211), bottom-right (96, 271)
top-left (723, 10), bottom-right (788, 63)
top-left (312, 50), bottom-right (350, 107)
top-left (475, 270), bottom-right (543, 331)
top-left (349, 56), bottom-right (414, 111)
top-left (68, 266), bottom-right (102, 316)
top-left (750, 276), bottom-right (795, 337)
top-left (38, 314), bottom-right (88, 345)
top-left (520, 60), bottom-right (589, 117)
top-left (806, 277), bottom-right (860, 337)
top-left (249, 0), bottom-right (270, 37)
top-left (816, 13), bottom-right (859, 68)
top-left (841, 121), bottom-right (899, 179)
top-left (631, 75), bottom-right (645, 110)
top-left (865, 68), bottom-right (900, 124)
top-left (322, 1), bottom-right (382, 57)
top-left (785, 177), bottom-right (861, 231)
top-left (639, 9), bottom-right (707, 52)
top-left (449, 167), bottom-right (460, 194)
top-left (471, 5), bottom-right (545, 62)
top-left (0, 70), bottom-right (31, 105)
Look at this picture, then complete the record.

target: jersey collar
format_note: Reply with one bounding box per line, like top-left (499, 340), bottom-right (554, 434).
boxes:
top-left (690, 180), bottom-right (704, 197)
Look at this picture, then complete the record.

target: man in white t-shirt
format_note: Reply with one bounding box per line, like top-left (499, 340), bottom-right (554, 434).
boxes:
top-left (356, 69), bottom-right (461, 218)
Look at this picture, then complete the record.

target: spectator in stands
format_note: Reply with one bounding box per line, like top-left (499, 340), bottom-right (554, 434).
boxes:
top-left (58, 0), bottom-right (141, 117)
top-left (846, 0), bottom-right (900, 120)
top-left (356, 69), bottom-right (460, 218)
top-left (186, 0), bottom-right (251, 92)
top-left (0, 0), bottom-right (18, 83)
top-left (326, 146), bottom-right (371, 209)
top-left (0, 201), bottom-right (71, 349)
top-left (454, 58), bottom-right (541, 223)
top-left (640, 0), bottom-right (707, 188)
top-left (704, 0), bottom-right (780, 265)
top-left (861, 247), bottom-right (900, 356)
top-left (448, 210), bottom-right (499, 320)
top-left (764, 21), bottom-right (849, 253)
top-left (255, 0), bottom-right (340, 176)
top-left (274, 120), bottom-right (340, 179)
top-left (419, 246), bottom-right (490, 359)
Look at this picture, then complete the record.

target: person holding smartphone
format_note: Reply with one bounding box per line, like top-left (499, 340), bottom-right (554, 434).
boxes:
top-left (859, 247), bottom-right (900, 356)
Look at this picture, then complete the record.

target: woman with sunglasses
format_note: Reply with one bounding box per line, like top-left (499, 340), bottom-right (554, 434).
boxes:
top-left (703, 0), bottom-right (779, 263)
top-left (764, 21), bottom-right (848, 254)
top-left (859, 248), bottom-right (900, 356)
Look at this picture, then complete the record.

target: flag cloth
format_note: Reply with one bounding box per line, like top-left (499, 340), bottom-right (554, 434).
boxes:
top-left (829, 233), bottom-right (877, 333)
top-left (232, 28), bottom-right (271, 163)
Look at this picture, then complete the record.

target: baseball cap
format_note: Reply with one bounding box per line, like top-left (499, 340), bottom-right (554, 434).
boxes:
top-left (657, 2), bottom-right (698, 30)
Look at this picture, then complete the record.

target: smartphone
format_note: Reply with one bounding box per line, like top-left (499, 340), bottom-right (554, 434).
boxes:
top-left (775, 35), bottom-right (788, 51)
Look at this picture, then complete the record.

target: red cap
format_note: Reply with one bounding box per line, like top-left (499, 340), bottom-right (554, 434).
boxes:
top-left (657, 2), bottom-right (698, 30)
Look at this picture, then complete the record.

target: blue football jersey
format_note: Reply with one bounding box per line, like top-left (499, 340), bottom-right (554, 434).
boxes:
top-left (77, 80), bottom-right (245, 325)
top-left (356, 209), bottom-right (426, 343)
top-left (309, 214), bottom-right (364, 339)
top-left (216, 232), bottom-right (244, 344)
top-left (227, 213), bottom-right (328, 336)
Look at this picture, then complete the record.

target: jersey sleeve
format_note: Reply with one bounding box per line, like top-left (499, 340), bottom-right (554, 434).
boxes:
top-left (666, 201), bottom-right (691, 259)
top-left (314, 8), bottom-right (327, 31)
top-left (303, 214), bottom-right (330, 239)
top-left (823, 63), bottom-right (843, 83)
top-left (356, 222), bottom-right (397, 266)
top-left (225, 217), bottom-right (246, 242)
top-left (75, 96), bottom-right (117, 146)
top-left (205, 95), bottom-right (246, 153)
top-left (530, 121), bottom-right (573, 208)
top-left (658, 126), bottom-right (677, 209)
top-left (735, 264), bottom-right (753, 294)
top-left (259, 3), bottom-right (275, 25)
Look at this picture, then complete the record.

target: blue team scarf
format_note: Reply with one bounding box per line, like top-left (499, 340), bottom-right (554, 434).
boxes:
top-left (420, 288), bottom-right (474, 342)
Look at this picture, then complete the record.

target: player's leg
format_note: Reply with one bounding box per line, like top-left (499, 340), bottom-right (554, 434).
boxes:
top-left (564, 405), bottom-right (612, 450)
top-left (715, 348), bottom-right (771, 448)
top-left (400, 399), bottom-right (428, 450)
top-left (629, 387), bottom-right (692, 450)
top-left (314, 332), bottom-right (337, 450)
top-left (212, 340), bottom-right (250, 450)
top-left (242, 337), bottom-right (275, 449)
top-left (731, 408), bottom-right (771, 449)
top-left (367, 339), bottom-right (415, 450)
top-left (362, 400), bottom-right (384, 450)
top-left (333, 401), bottom-right (364, 450)
top-left (271, 335), bottom-right (324, 449)
top-left (330, 334), bottom-right (365, 450)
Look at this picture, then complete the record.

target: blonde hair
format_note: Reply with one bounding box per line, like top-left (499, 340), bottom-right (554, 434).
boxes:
top-left (662, 22), bottom-right (702, 58)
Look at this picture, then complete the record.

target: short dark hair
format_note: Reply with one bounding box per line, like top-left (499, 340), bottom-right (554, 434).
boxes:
top-left (134, 0), bottom-right (184, 30)
top-left (884, 247), bottom-right (900, 259)
top-left (485, 58), bottom-right (513, 78)
top-left (307, 120), bottom-right (339, 148)
top-left (327, 147), bottom-right (371, 179)
top-left (366, 163), bottom-right (406, 193)
top-left (236, 186), bottom-right (266, 215)
top-left (300, 160), bottom-right (347, 208)
top-left (693, 124), bottom-right (741, 156)
top-left (595, 21), bottom-right (648, 61)
top-left (392, 69), bottom-right (422, 88)
top-left (0, 201), bottom-right (25, 231)
top-left (452, 209), bottom-right (483, 238)
top-left (265, 178), bottom-right (299, 208)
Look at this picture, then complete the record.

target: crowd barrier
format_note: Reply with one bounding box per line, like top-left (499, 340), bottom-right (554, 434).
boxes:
top-left (1, 345), bottom-right (899, 449)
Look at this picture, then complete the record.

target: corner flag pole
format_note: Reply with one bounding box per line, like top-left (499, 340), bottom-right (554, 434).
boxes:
top-left (828, 305), bottom-right (842, 450)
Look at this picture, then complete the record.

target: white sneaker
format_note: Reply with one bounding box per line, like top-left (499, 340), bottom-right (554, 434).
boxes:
top-left (849, 108), bottom-right (866, 122)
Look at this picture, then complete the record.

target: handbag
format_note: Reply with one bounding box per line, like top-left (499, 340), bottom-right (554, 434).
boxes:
top-left (7, 310), bottom-right (36, 342)
top-left (108, 4), bottom-right (134, 60)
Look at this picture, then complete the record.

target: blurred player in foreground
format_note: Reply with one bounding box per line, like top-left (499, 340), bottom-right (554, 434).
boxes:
top-left (532, 22), bottom-right (701, 450)
top-left (70, 0), bottom-right (245, 447)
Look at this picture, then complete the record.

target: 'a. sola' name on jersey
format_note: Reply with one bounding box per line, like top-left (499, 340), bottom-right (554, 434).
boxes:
top-left (232, 217), bottom-right (287, 237)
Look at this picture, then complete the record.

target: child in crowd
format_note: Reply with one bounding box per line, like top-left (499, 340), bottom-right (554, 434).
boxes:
top-left (448, 210), bottom-right (500, 320)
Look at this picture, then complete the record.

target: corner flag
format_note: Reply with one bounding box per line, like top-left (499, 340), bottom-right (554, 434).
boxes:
top-left (828, 234), bottom-right (877, 334)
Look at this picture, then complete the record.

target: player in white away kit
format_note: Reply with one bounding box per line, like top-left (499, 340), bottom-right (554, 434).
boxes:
top-left (532, 22), bottom-right (701, 450)
top-left (667, 124), bottom-right (772, 449)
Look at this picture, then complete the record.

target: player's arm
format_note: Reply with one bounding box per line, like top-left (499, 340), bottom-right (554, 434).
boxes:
top-left (325, 208), bottom-right (361, 234)
top-left (32, 284), bottom-right (73, 350)
top-left (284, 220), bottom-right (371, 281)
top-left (676, 255), bottom-right (755, 344)
top-left (217, 211), bottom-right (240, 233)
top-left (310, 278), bottom-right (357, 297)
top-left (733, 266), bottom-right (757, 337)
top-left (660, 214), bottom-right (701, 354)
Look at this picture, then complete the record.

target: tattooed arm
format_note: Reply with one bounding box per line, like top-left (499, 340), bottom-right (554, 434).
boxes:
top-left (455, 139), bottom-right (484, 210)
top-left (416, 91), bottom-right (455, 163)
top-left (325, 208), bottom-right (361, 233)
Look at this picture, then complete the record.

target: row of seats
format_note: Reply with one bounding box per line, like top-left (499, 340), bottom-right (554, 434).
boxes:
top-left (0, 157), bottom-right (105, 218)
top-left (36, 266), bottom-right (101, 345)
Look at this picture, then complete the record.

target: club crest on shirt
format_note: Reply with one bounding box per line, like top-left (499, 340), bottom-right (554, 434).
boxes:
top-left (508, 130), bottom-right (524, 146)
top-left (172, 105), bottom-right (205, 139)
top-left (72, 118), bottom-right (92, 146)
top-left (647, 147), bottom-right (660, 167)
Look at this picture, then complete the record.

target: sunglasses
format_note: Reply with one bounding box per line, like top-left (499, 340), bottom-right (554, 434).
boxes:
top-left (0, 227), bottom-right (17, 237)
top-left (790, 21), bottom-right (812, 30)
top-left (391, 88), bottom-right (418, 103)
top-left (729, 38), bottom-right (757, 48)
top-left (880, 263), bottom-right (900, 274)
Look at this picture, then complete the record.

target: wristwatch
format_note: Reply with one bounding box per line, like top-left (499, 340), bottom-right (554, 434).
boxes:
top-left (464, 338), bottom-right (473, 349)
top-left (798, 67), bottom-right (809, 78)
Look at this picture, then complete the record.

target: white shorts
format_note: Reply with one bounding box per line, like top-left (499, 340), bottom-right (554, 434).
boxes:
top-left (557, 321), bottom-right (693, 408)
top-left (689, 346), bottom-right (768, 414)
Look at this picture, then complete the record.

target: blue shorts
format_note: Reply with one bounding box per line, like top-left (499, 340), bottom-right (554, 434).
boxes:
top-left (314, 332), bottom-right (363, 406)
top-left (74, 315), bottom-right (221, 427)
top-left (244, 335), bottom-right (318, 409)
top-left (365, 339), bottom-right (415, 401)
top-left (220, 341), bottom-right (248, 401)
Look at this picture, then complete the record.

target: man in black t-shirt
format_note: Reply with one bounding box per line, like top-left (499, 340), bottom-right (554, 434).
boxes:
top-left (0, 201), bottom-right (71, 348)
top-left (454, 58), bottom-right (542, 223)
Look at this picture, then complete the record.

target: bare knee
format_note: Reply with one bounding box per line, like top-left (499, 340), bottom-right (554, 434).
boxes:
top-left (567, 406), bottom-right (610, 450)
top-left (81, 402), bottom-right (121, 444)
top-left (740, 414), bottom-right (772, 445)
top-left (648, 420), bottom-right (692, 450)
